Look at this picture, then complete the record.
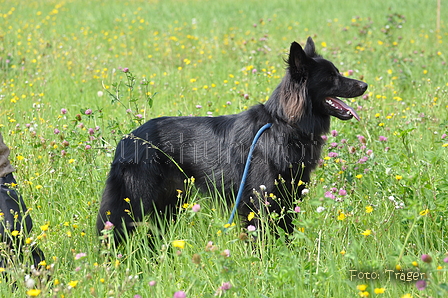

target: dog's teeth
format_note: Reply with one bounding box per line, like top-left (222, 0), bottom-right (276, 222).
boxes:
top-left (326, 99), bottom-right (337, 108)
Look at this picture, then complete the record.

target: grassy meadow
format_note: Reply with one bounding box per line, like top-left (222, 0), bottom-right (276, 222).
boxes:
top-left (1, 0), bottom-right (447, 297)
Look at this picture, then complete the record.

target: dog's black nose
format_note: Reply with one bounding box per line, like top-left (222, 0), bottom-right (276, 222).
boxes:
top-left (359, 82), bottom-right (368, 92)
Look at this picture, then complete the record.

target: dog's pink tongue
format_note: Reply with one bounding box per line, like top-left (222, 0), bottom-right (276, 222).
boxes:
top-left (328, 97), bottom-right (360, 121)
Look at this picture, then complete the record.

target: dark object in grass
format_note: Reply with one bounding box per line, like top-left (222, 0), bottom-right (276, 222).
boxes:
top-left (0, 173), bottom-right (45, 269)
top-left (97, 37), bottom-right (368, 243)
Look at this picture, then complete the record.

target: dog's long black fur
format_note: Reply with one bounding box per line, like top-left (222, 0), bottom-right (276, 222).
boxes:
top-left (97, 37), bottom-right (367, 242)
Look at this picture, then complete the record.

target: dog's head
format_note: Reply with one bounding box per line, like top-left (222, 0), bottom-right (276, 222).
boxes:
top-left (282, 37), bottom-right (368, 122)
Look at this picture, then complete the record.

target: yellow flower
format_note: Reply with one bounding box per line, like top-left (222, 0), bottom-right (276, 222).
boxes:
top-left (11, 230), bottom-right (20, 237)
top-left (355, 174), bottom-right (363, 179)
top-left (401, 294), bottom-right (412, 298)
top-left (357, 284), bottom-right (368, 291)
top-left (247, 212), bottom-right (255, 221)
top-left (39, 260), bottom-right (46, 266)
top-left (359, 291), bottom-right (369, 297)
top-left (412, 261), bottom-right (418, 267)
top-left (365, 206), bottom-right (373, 213)
top-left (17, 155), bottom-right (25, 161)
top-left (374, 288), bottom-right (385, 294)
top-left (68, 280), bottom-right (78, 288)
top-left (340, 250), bottom-right (346, 255)
top-left (395, 175), bottom-right (402, 180)
top-left (361, 229), bottom-right (372, 236)
top-left (40, 224), bottom-right (49, 231)
top-left (26, 289), bottom-right (42, 296)
top-left (68, 159), bottom-right (75, 164)
top-left (172, 240), bottom-right (186, 249)
top-left (337, 212), bottom-right (346, 221)
top-left (223, 223), bottom-right (235, 229)
top-left (419, 209), bottom-right (429, 216)
top-left (395, 264), bottom-right (402, 271)
top-left (124, 197), bottom-right (130, 203)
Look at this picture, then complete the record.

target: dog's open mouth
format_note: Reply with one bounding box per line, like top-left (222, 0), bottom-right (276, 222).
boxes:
top-left (324, 97), bottom-right (360, 121)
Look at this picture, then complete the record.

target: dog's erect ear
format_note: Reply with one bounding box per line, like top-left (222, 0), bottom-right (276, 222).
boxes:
top-left (288, 41), bottom-right (308, 74)
top-left (304, 37), bottom-right (317, 57)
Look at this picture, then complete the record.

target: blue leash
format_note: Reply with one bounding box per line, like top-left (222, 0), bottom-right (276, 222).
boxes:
top-left (227, 123), bottom-right (272, 226)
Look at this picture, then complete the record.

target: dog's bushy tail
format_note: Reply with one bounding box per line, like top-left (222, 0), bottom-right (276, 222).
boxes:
top-left (96, 136), bottom-right (182, 243)
top-left (96, 136), bottom-right (152, 241)
top-left (96, 164), bottom-right (137, 241)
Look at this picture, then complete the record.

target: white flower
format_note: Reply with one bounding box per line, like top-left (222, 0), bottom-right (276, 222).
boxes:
top-left (316, 206), bottom-right (325, 213)
top-left (25, 275), bottom-right (35, 288)
top-left (247, 225), bottom-right (256, 232)
top-left (301, 188), bottom-right (309, 195)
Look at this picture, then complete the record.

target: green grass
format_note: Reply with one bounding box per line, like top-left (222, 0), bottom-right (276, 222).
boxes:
top-left (1, 0), bottom-right (447, 297)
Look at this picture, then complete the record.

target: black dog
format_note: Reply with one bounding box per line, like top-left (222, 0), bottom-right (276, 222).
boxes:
top-left (97, 37), bottom-right (367, 242)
